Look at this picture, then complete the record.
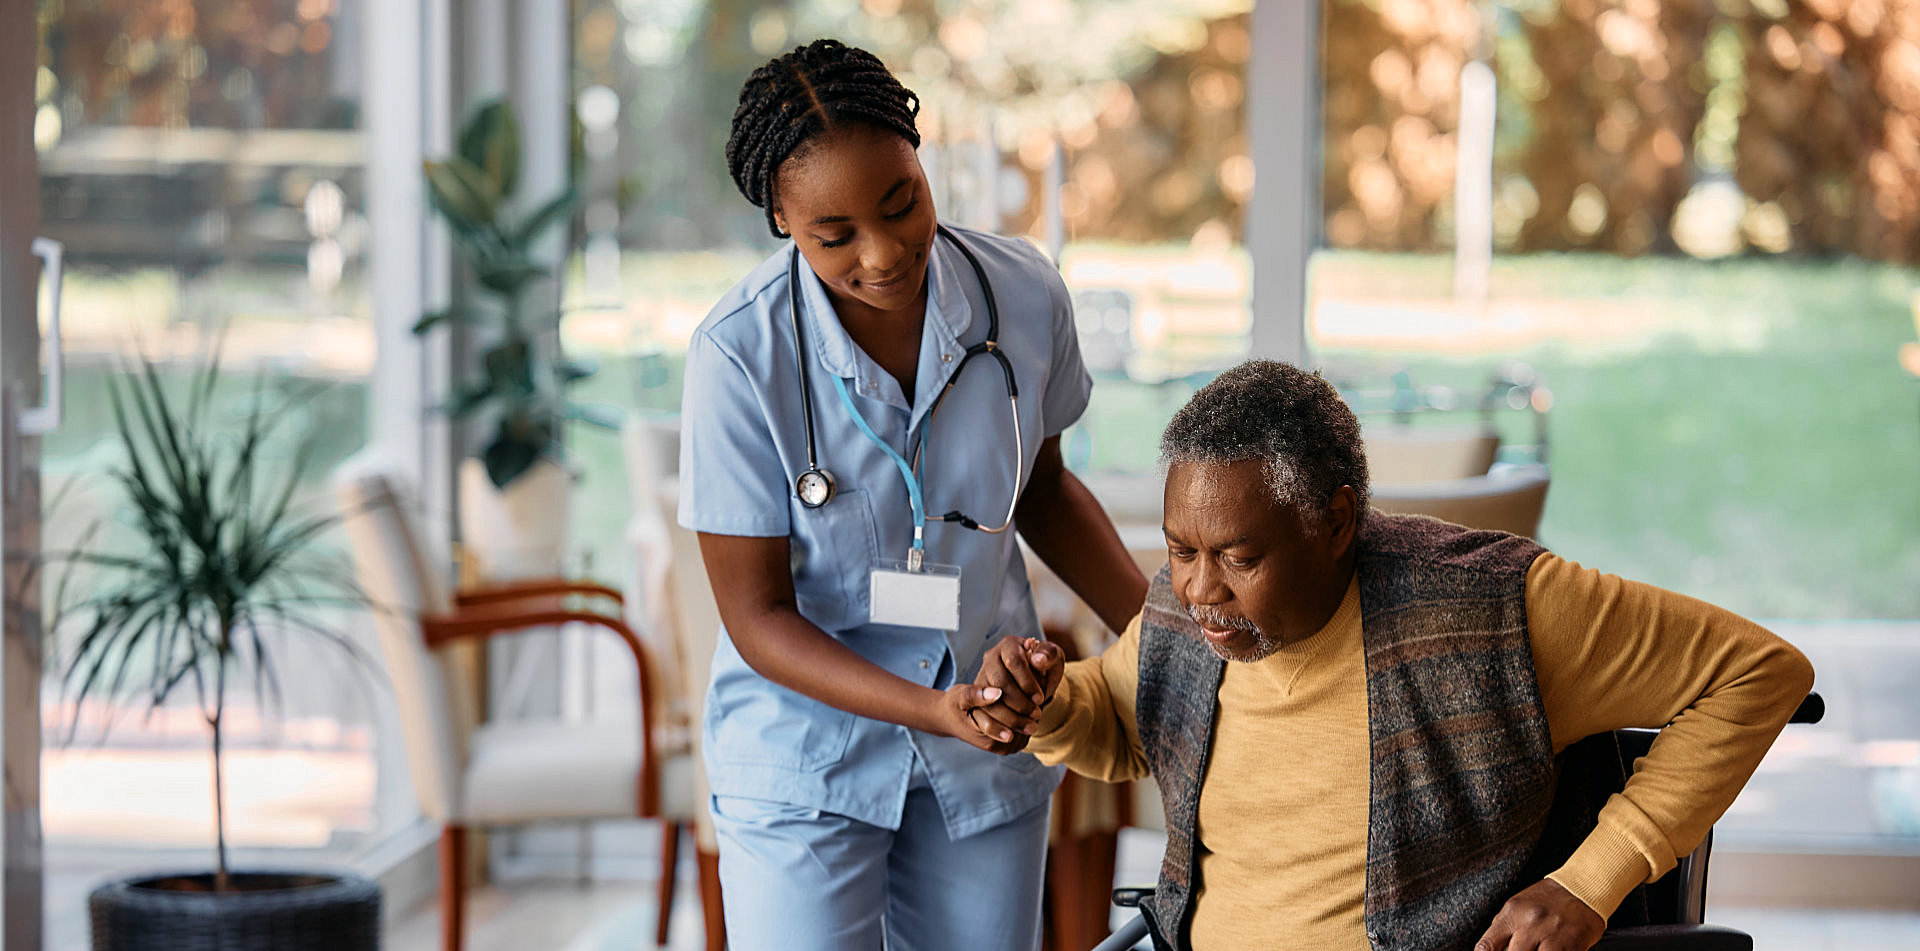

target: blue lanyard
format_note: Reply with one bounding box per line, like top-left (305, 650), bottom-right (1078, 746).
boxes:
top-left (831, 375), bottom-right (930, 568)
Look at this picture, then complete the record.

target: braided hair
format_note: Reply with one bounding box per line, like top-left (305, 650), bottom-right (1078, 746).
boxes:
top-left (726, 39), bottom-right (922, 238)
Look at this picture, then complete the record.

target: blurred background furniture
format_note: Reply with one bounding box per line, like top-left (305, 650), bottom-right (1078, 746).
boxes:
top-left (1363, 424), bottom-right (1501, 484)
top-left (1332, 361), bottom-right (1553, 469)
top-left (336, 462), bottom-right (703, 951)
top-left (659, 497), bottom-right (728, 951)
top-left (623, 418), bottom-right (694, 764)
top-left (1343, 362), bottom-right (1553, 539)
top-left (624, 416), bottom-right (729, 951)
top-left (1371, 464), bottom-right (1552, 540)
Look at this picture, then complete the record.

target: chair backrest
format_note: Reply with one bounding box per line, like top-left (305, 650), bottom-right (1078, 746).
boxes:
top-left (624, 412), bottom-right (681, 485)
top-left (660, 479), bottom-right (722, 720)
top-left (622, 416), bottom-right (688, 715)
top-left (660, 478), bottom-right (726, 850)
top-left (1371, 464), bottom-right (1550, 539)
top-left (333, 457), bottom-right (468, 823)
top-left (1363, 423), bottom-right (1501, 485)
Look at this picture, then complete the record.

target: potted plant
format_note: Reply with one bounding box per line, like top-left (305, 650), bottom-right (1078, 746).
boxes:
top-left (54, 357), bottom-right (381, 951)
top-left (416, 98), bottom-right (617, 580)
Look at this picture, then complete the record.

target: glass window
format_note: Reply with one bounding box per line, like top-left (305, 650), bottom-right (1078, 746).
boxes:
top-left (1313, 0), bottom-right (1920, 865)
top-left (32, 1), bottom-right (408, 946)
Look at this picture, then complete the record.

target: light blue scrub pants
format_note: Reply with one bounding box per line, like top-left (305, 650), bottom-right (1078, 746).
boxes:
top-left (710, 759), bottom-right (1050, 951)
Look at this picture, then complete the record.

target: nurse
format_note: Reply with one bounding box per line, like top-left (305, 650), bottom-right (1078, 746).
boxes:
top-left (677, 38), bottom-right (1147, 951)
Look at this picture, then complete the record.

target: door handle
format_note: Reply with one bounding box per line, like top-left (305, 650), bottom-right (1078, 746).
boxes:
top-left (23, 237), bottom-right (63, 436)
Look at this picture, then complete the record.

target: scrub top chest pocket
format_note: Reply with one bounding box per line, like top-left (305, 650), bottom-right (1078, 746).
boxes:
top-left (790, 486), bottom-right (878, 631)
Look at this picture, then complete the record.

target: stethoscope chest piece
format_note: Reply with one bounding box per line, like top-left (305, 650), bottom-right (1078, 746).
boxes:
top-left (785, 225), bottom-right (1022, 533)
top-left (796, 467), bottom-right (836, 508)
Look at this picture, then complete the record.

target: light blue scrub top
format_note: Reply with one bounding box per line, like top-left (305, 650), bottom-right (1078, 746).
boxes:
top-left (677, 223), bottom-right (1089, 840)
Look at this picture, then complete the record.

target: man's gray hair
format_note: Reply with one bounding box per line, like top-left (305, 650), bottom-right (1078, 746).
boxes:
top-left (1159, 360), bottom-right (1370, 527)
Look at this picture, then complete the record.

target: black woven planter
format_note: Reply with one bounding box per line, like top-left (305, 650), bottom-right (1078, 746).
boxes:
top-left (89, 870), bottom-right (381, 951)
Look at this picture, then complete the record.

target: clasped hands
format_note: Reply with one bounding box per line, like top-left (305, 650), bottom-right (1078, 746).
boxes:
top-left (929, 635), bottom-right (1065, 755)
top-left (929, 639), bottom-right (1607, 951)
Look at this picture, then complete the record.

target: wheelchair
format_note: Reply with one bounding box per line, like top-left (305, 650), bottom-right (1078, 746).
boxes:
top-left (1091, 693), bottom-right (1826, 951)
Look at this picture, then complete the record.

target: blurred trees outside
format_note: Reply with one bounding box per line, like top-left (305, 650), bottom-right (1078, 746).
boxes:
top-left (1732, 0), bottom-right (1920, 263)
top-left (1322, 0), bottom-right (1919, 264)
top-left (36, 0), bottom-right (356, 133)
top-left (40, 0), bottom-right (1919, 263)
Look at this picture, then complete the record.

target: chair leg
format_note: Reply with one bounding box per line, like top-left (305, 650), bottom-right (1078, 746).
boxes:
top-left (440, 824), bottom-right (468, 951)
top-left (656, 820), bottom-right (682, 947)
top-left (697, 845), bottom-right (726, 951)
top-left (1047, 828), bottom-right (1119, 951)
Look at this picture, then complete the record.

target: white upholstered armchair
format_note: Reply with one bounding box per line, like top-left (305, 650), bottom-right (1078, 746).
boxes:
top-left (334, 460), bottom-right (704, 951)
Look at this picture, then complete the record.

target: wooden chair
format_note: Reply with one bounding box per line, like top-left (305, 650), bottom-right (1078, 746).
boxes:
top-left (1363, 422), bottom-right (1501, 485)
top-left (1372, 464), bottom-right (1552, 540)
top-left (623, 412), bottom-right (728, 951)
top-left (334, 461), bottom-right (704, 951)
top-left (657, 479), bottom-right (729, 951)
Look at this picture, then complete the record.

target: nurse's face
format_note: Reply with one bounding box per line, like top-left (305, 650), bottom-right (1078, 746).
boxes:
top-left (773, 123), bottom-right (938, 318)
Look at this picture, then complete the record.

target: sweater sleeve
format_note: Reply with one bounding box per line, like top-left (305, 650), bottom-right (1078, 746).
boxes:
top-left (1527, 553), bottom-right (1815, 919)
top-left (1025, 611), bottom-right (1151, 783)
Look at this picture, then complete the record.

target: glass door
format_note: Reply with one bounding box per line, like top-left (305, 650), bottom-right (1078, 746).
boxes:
top-left (1, 0), bottom-right (49, 943)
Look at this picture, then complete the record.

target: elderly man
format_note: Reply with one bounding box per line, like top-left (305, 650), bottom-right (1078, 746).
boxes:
top-left (970, 360), bottom-right (1812, 951)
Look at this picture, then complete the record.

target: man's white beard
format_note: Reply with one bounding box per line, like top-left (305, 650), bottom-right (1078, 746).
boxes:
top-left (1187, 604), bottom-right (1283, 663)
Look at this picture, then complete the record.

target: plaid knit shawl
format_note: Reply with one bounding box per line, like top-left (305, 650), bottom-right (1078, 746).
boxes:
top-left (1135, 514), bottom-right (1563, 951)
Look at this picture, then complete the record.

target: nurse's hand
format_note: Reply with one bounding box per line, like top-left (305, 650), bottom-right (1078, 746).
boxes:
top-left (930, 684), bottom-right (1028, 754)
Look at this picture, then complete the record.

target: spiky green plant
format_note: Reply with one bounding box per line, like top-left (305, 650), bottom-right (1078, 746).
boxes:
top-left (49, 355), bottom-right (370, 892)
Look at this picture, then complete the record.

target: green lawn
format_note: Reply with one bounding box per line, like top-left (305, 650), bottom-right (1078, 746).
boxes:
top-left (1308, 253), bottom-right (1920, 619)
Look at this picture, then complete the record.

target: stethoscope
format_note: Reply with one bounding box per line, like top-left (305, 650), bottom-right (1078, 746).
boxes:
top-left (788, 225), bottom-right (1024, 566)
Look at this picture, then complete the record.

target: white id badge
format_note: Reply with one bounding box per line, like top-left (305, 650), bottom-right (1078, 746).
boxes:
top-left (869, 560), bottom-right (962, 630)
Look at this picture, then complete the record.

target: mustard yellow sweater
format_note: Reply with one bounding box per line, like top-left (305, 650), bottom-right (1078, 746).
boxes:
top-left (1027, 553), bottom-right (1815, 950)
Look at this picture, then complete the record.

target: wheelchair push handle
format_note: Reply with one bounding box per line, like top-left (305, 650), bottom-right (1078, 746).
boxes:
top-left (1790, 692), bottom-right (1823, 724)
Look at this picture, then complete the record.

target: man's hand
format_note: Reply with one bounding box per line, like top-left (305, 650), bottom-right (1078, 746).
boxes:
top-left (928, 683), bottom-right (1027, 754)
top-left (966, 636), bottom-right (1066, 752)
top-left (1475, 878), bottom-right (1606, 951)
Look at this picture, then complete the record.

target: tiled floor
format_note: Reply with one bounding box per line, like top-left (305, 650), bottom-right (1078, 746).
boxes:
top-left (385, 878), bottom-right (707, 951)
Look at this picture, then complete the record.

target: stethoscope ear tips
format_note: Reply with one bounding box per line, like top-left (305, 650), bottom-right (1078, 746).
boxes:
top-left (796, 467), bottom-right (836, 508)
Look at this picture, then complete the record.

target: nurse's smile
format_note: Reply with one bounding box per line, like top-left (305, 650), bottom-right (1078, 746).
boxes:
top-left (772, 123), bottom-right (937, 326)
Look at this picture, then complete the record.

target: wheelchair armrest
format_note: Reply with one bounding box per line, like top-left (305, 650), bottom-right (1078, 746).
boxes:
top-left (1112, 886), bottom-right (1156, 909)
top-left (1593, 924), bottom-right (1752, 951)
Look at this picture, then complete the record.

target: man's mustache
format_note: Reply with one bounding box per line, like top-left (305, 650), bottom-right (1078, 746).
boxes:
top-left (1188, 604), bottom-right (1258, 632)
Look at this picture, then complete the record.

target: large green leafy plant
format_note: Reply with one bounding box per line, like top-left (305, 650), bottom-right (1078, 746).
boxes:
top-left (416, 99), bottom-right (615, 488)
top-left (50, 357), bottom-right (369, 892)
